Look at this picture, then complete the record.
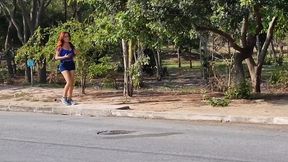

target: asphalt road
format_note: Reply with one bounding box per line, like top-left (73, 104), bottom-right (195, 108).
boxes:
top-left (0, 112), bottom-right (288, 162)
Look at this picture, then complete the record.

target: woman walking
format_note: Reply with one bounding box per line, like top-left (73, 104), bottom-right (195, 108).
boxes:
top-left (55, 32), bottom-right (78, 106)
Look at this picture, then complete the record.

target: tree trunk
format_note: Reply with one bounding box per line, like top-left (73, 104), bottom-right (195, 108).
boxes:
top-left (255, 66), bottom-right (262, 93)
top-left (270, 40), bottom-right (277, 59)
top-left (177, 47), bottom-right (181, 68)
top-left (256, 35), bottom-right (261, 62)
top-left (246, 55), bottom-right (257, 87)
top-left (80, 60), bottom-right (88, 94)
top-left (157, 50), bottom-right (162, 75)
top-left (154, 50), bottom-right (162, 81)
top-left (4, 20), bottom-right (14, 78)
top-left (22, 14), bottom-right (28, 43)
top-left (64, 0), bottom-right (67, 21)
top-left (122, 39), bottom-right (130, 97)
top-left (127, 40), bottom-right (134, 96)
top-left (246, 16), bottom-right (277, 93)
top-left (227, 41), bottom-right (232, 87)
top-left (25, 66), bottom-right (31, 83)
top-left (199, 33), bottom-right (209, 81)
top-left (72, 1), bottom-right (82, 21)
top-left (81, 74), bottom-right (86, 94)
top-left (5, 51), bottom-right (14, 78)
top-left (188, 48), bottom-right (192, 69)
top-left (4, 20), bottom-right (12, 50)
top-left (246, 57), bottom-right (262, 93)
top-left (137, 41), bottom-right (145, 88)
top-left (212, 34), bottom-right (215, 61)
top-left (234, 52), bottom-right (245, 84)
top-left (12, 55), bottom-right (17, 75)
top-left (38, 57), bottom-right (47, 83)
top-left (279, 44), bottom-right (284, 57)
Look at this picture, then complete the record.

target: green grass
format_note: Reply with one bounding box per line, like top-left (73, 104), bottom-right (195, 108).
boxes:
top-left (143, 86), bottom-right (203, 94)
top-left (162, 56), bottom-right (288, 84)
top-left (163, 59), bottom-right (230, 75)
top-left (164, 63), bottom-right (195, 68)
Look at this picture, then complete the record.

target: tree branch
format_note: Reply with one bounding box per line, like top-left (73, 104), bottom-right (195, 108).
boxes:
top-left (0, 1), bottom-right (24, 44)
top-left (241, 15), bottom-right (248, 48)
top-left (35, 0), bottom-right (45, 29)
top-left (196, 26), bottom-right (244, 53)
top-left (22, 14), bottom-right (28, 43)
top-left (5, 19), bottom-right (13, 50)
top-left (36, 0), bottom-right (52, 31)
top-left (32, 0), bottom-right (38, 25)
top-left (17, 0), bottom-right (34, 34)
top-left (258, 16), bottom-right (277, 67)
top-left (254, 4), bottom-right (263, 35)
top-left (44, 0), bottom-right (52, 8)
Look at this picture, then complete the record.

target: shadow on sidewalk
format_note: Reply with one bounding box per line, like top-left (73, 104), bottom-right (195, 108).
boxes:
top-left (252, 93), bottom-right (288, 106)
top-left (0, 85), bottom-right (27, 91)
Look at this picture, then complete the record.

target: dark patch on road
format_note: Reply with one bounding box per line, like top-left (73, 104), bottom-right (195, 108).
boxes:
top-left (97, 130), bottom-right (136, 135)
top-left (103, 132), bottom-right (182, 139)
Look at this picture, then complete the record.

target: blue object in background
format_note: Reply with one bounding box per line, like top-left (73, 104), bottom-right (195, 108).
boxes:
top-left (27, 59), bottom-right (35, 68)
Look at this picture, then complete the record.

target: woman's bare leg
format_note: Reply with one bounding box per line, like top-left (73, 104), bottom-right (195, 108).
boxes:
top-left (61, 71), bottom-right (72, 98)
top-left (68, 70), bottom-right (75, 99)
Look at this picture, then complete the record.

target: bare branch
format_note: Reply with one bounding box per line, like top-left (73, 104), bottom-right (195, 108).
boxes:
top-left (240, 15), bottom-right (248, 48)
top-left (0, 1), bottom-right (24, 44)
top-left (5, 19), bottom-right (13, 50)
top-left (0, 1), bottom-right (10, 15)
top-left (17, 0), bottom-right (34, 34)
top-left (196, 26), bottom-right (244, 53)
top-left (35, 0), bottom-right (52, 31)
top-left (258, 16), bottom-right (278, 67)
top-left (44, 0), bottom-right (52, 8)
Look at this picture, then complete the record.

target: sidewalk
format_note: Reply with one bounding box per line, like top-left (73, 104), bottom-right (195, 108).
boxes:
top-left (1, 86), bottom-right (288, 125)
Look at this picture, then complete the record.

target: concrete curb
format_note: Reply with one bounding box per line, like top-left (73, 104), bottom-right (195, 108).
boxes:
top-left (110, 110), bottom-right (288, 125)
top-left (1, 104), bottom-right (288, 125)
top-left (0, 104), bottom-right (113, 117)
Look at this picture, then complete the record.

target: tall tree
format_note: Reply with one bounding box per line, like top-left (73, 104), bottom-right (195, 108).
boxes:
top-left (0, 0), bottom-right (52, 82)
top-left (0, 0), bottom-right (52, 44)
top-left (194, 0), bottom-right (287, 92)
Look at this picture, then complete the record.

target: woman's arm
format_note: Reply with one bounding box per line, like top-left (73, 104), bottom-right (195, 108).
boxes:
top-left (54, 50), bottom-right (71, 60)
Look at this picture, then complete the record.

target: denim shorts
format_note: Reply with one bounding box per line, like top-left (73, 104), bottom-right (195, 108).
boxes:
top-left (59, 61), bottom-right (75, 72)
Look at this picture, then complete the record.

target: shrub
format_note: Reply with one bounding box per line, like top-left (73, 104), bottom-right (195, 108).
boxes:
top-left (0, 69), bottom-right (9, 83)
top-left (101, 77), bottom-right (117, 89)
top-left (269, 66), bottom-right (288, 85)
top-left (207, 97), bottom-right (230, 107)
top-left (225, 81), bottom-right (251, 99)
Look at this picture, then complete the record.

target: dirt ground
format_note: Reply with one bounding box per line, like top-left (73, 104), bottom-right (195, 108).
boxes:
top-left (1, 85), bottom-right (288, 117)
top-left (1, 59), bottom-right (288, 117)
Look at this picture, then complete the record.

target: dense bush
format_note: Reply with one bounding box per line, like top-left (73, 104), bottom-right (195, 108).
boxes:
top-left (225, 81), bottom-right (251, 99)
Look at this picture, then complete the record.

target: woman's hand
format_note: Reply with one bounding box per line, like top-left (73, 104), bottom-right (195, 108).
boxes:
top-left (64, 54), bottom-right (72, 59)
top-left (55, 54), bottom-right (71, 60)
